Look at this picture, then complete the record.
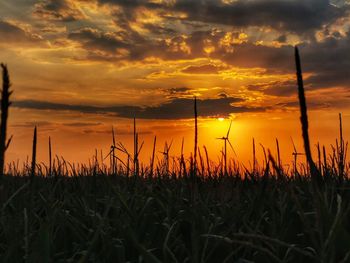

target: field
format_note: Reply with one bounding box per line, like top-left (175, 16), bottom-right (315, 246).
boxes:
top-left (1, 48), bottom-right (350, 262)
top-left (1, 165), bottom-right (350, 263)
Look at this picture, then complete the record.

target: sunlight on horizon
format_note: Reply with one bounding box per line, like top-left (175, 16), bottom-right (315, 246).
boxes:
top-left (5, 110), bottom-right (349, 171)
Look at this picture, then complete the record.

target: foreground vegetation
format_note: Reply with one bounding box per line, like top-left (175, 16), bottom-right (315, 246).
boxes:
top-left (1, 168), bottom-right (350, 263)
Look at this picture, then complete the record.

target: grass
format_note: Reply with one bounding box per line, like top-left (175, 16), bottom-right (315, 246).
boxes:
top-left (1, 48), bottom-right (350, 262)
top-left (1, 168), bottom-right (350, 262)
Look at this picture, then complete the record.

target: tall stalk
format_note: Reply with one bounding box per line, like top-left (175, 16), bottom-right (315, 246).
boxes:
top-left (193, 97), bottom-right (198, 178)
top-left (203, 145), bottom-right (210, 177)
top-left (180, 138), bottom-right (186, 177)
top-left (295, 47), bottom-right (320, 182)
top-left (112, 126), bottom-right (116, 175)
top-left (0, 64), bottom-right (13, 177)
top-left (150, 135), bottom-right (156, 177)
top-left (133, 118), bottom-right (138, 178)
top-left (49, 136), bottom-right (52, 176)
top-left (276, 138), bottom-right (281, 170)
top-left (338, 113), bottom-right (344, 176)
top-left (252, 138), bottom-right (256, 173)
top-left (31, 126), bottom-right (37, 178)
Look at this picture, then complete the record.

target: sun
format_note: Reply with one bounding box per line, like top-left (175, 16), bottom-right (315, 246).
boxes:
top-left (218, 117), bottom-right (225, 122)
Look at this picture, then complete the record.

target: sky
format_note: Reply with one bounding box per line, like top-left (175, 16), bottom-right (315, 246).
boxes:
top-left (0, 0), bottom-right (350, 169)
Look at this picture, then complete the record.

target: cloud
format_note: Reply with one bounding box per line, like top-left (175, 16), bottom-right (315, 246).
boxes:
top-left (66, 24), bottom-right (282, 66)
top-left (181, 64), bottom-right (226, 74)
top-left (33, 0), bottom-right (85, 21)
top-left (276, 35), bottom-right (287, 43)
top-left (167, 87), bottom-right (192, 97)
top-left (68, 27), bottom-right (130, 55)
top-left (12, 97), bottom-right (263, 119)
top-left (82, 128), bottom-right (152, 135)
top-left (67, 25), bottom-right (294, 68)
top-left (142, 23), bottom-right (177, 35)
top-left (64, 23), bottom-right (350, 92)
top-left (45, 19), bottom-right (350, 93)
top-left (63, 122), bottom-right (102, 127)
top-left (67, 26), bottom-right (193, 61)
top-left (241, 30), bottom-right (350, 93)
top-left (11, 121), bottom-right (54, 128)
top-left (275, 100), bottom-right (332, 110)
top-left (167, 87), bottom-right (190, 94)
top-left (300, 31), bottom-right (350, 89)
top-left (98, 0), bottom-right (349, 35)
top-left (217, 42), bottom-right (294, 71)
top-left (2, 0), bottom-right (348, 99)
top-left (0, 20), bottom-right (43, 45)
top-left (247, 80), bottom-right (297, 97)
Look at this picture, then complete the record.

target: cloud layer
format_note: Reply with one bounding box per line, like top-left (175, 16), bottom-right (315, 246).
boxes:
top-left (13, 96), bottom-right (262, 119)
top-left (99, 0), bottom-right (348, 35)
top-left (0, 0), bottom-right (349, 119)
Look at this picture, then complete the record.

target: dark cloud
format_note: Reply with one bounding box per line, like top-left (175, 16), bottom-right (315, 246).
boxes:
top-left (247, 80), bottom-right (297, 97)
top-left (83, 128), bottom-right (152, 135)
top-left (63, 122), bottom-right (102, 127)
top-left (300, 32), bottom-right (350, 89)
top-left (68, 26), bottom-right (157, 61)
top-left (33, 0), bottom-right (85, 21)
top-left (82, 129), bottom-right (110, 134)
top-left (12, 121), bottom-right (103, 128)
top-left (68, 27), bottom-right (130, 54)
top-left (243, 31), bottom-right (350, 93)
top-left (11, 121), bottom-right (53, 128)
top-left (68, 26), bottom-right (192, 61)
top-left (99, 0), bottom-right (349, 35)
top-left (218, 93), bottom-right (228, 98)
top-left (13, 99), bottom-right (138, 115)
top-left (142, 23), bottom-right (177, 35)
top-left (13, 97), bottom-right (263, 119)
top-left (165, 87), bottom-right (193, 99)
top-left (68, 25), bottom-right (294, 68)
top-left (0, 20), bottom-right (42, 44)
top-left (275, 100), bottom-right (332, 110)
top-left (167, 87), bottom-right (191, 94)
top-left (217, 42), bottom-right (294, 70)
top-left (276, 35), bottom-right (287, 43)
top-left (181, 64), bottom-right (226, 74)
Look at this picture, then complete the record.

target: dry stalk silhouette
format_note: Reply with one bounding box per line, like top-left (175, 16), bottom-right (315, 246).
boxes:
top-left (0, 64), bottom-right (13, 177)
top-left (31, 126), bottom-right (37, 178)
top-left (295, 46), bottom-right (321, 182)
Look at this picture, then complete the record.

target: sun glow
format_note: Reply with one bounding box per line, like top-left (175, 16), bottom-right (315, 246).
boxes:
top-left (218, 117), bottom-right (225, 122)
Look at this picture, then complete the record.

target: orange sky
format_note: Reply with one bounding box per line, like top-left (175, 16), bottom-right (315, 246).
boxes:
top-left (1, 0), bottom-right (350, 168)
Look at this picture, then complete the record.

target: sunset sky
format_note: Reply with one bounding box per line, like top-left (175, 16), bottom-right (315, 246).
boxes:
top-left (1, 0), bottom-right (350, 168)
